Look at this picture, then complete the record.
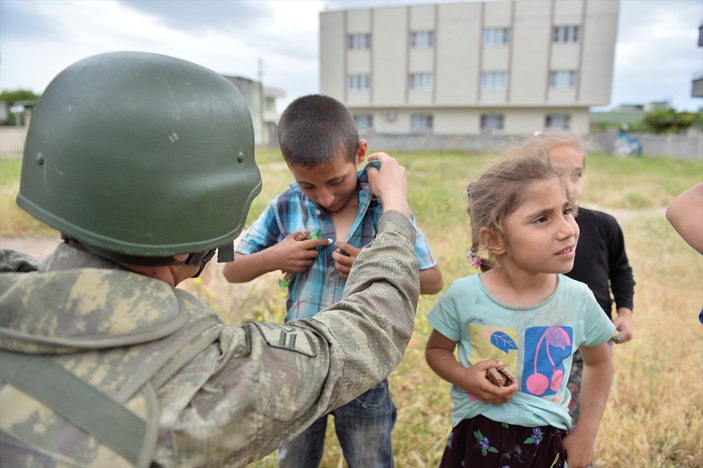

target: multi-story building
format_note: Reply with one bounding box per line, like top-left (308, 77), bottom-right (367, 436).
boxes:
top-left (692, 22), bottom-right (703, 98)
top-left (224, 76), bottom-right (284, 147)
top-left (320, 0), bottom-right (619, 136)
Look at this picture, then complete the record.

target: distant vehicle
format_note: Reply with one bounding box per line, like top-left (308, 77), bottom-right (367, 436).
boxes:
top-left (614, 129), bottom-right (642, 157)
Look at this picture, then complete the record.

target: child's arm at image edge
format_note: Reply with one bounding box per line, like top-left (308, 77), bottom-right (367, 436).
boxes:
top-left (563, 342), bottom-right (613, 468)
top-left (666, 182), bottom-right (703, 255)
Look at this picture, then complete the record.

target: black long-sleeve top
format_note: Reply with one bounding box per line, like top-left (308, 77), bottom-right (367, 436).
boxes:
top-left (567, 207), bottom-right (635, 318)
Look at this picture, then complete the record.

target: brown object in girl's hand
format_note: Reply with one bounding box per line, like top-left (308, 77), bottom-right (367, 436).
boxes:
top-left (485, 366), bottom-right (516, 387)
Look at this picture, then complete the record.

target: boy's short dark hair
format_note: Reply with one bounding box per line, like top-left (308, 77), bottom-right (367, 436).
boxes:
top-left (277, 94), bottom-right (359, 167)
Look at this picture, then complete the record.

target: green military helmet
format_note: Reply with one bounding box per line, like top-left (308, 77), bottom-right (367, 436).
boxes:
top-left (17, 51), bottom-right (262, 259)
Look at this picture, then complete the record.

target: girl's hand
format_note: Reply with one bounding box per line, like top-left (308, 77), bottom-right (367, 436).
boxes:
top-left (426, 332), bottom-right (516, 404)
top-left (460, 359), bottom-right (518, 404)
top-left (562, 427), bottom-right (595, 468)
top-left (332, 241), bottom-right (361, 278)
top-left (276, 232), bottom-right (329, 273)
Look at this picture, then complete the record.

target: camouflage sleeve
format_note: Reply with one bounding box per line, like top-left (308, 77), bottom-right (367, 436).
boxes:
top-left (157, 211), bottom-right (419, 466)
top-left (0, 249), bottom-right (39, 273)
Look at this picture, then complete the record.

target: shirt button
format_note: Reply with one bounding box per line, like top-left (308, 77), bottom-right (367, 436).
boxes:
top-left (315, 209), bottom-right (321, 215)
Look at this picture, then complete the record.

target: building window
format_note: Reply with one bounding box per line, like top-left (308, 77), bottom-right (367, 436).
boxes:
top-left (481, 71), bottom-right (508, 89)
top-left (545, 114), bottom-right (571, 129)
top-left (348, 74), bottom-right (370, 91)
top-left (409, 73), bottom-right (433, 91)
top-left (484, 28), bottom-right (509, 46)
top-left (553, 25), bottom-right (579, 43)
top-left (354, 114), bottom-right (373, 131)
top-left (411, 114), bottom-right (433, 132)
top-left (348, 33), bottom-right (371, 50)
top-left (480, 114), bottom-right (504, 133)
top-left (549, 70), bottom-right (576, 88)
top-left (264, 96), bottom-right (276, 112)
top-left (411, 31), bottom-right (434, 48)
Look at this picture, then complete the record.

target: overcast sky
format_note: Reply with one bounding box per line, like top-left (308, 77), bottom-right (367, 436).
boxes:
top-left (1, 0), bottom-right (701, 112)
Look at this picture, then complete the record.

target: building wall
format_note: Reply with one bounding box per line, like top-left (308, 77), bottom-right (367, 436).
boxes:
top-left (320, 0), bottom-right (619, 135)
top-left (224, 76), bottom-right (283, 147)
top-left (351, 107), bottom-right (591, 135)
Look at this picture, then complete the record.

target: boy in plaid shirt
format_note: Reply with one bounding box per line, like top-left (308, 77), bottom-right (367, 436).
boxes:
top-left (223, 95), bottom-right (442, 467)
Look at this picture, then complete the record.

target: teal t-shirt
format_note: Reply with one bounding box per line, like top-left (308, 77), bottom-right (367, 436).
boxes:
top-left (427, 274), bottom-right (615, 430)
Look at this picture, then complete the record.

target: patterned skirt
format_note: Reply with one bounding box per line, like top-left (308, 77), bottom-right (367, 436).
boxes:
top-left (439, 414), bottom-right (566, 467)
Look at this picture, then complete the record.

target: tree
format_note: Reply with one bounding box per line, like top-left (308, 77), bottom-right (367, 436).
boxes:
top-left (0, 89), bottom-right (40, 126)
top-left (643, 109), bottom-right (703, 134)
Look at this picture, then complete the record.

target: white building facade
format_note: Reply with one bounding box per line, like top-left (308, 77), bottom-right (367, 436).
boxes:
top-left (320, 0), bottom-right (619, 135)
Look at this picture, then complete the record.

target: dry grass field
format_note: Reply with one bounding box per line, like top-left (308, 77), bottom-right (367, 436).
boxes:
top-left (1, 146), bottom-right (701, 467)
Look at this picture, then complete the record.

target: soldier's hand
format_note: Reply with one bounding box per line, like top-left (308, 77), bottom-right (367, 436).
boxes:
top-left (366, 153), bottom-right (409, 217)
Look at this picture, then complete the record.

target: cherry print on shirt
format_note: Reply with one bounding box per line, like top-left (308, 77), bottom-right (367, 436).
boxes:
top-left (522, 326), bottom-right (573, 397)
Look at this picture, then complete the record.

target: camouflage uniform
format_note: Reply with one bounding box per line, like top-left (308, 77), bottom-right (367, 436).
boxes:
top-left (0, 211), bottom-right (419, 467)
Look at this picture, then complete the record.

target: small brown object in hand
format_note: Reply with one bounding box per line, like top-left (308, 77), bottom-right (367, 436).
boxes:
top-left (485, 366), bottom-right (516, 387)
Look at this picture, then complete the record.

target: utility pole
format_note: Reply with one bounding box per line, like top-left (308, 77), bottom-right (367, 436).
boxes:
top-left (257, 58), bottom-right (266, 146)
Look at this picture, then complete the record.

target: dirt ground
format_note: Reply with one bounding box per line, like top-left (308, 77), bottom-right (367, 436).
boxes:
top-left (0, 236), bottom-right (61, 259)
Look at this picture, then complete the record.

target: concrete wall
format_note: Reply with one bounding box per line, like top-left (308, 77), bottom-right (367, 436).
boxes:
top-left (364, 129), bottom-right (703, 162)
top-left (4, 125), bottom-right (700, 162)
top-left (0, 127), bottom-right (27, 157)
top-left (590, 129), bottom-right (703, 162)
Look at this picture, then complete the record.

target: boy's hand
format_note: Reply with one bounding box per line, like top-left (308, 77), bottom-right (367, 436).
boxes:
top-left (612, 307), bottom-right (633, 343)
top-left (459, 360), bottom-right (517, 404)
top-left (366, 152), bottom-right (410, 217)
top-left (277, 232), bottom-right (329, 273)
top-left (332, 241), bottom-right (361, 278)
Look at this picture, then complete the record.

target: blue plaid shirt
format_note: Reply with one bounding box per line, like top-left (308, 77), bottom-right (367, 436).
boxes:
top-left (236, 164), bottom-right (437, 322)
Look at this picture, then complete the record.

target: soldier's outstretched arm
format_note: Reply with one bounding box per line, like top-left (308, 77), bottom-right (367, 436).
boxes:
top-left (159, 155), bottom-right (419, 467)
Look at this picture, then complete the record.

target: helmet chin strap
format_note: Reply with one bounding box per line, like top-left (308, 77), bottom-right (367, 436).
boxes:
top-left (217, 243), bottom-right (235, 262)
top-left (64, 237), bottom-right (221, 267)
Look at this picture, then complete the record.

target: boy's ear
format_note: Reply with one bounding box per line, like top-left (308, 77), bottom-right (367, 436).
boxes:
top-left (479, 227), bottom-right (506, 256)
top-left (356, 139), bottom-right (368, 164)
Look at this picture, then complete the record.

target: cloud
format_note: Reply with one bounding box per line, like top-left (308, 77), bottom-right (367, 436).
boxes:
top-left (1, 0), bottom-right (701, 111)
top-left (612, 0), bottom-right (702, 109)
top-left (118, 0), bottom-right (273, 33)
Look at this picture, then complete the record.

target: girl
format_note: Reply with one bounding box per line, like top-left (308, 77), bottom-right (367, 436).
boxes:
top-left (425, 153), bottom-right (615, 468)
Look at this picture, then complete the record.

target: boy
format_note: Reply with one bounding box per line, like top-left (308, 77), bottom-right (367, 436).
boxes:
top-left (538, 131), bottom-right (635, 423)
top-left (223, 94), bottom-right (443, 467)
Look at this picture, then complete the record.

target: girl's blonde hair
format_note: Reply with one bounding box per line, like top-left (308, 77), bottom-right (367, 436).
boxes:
top-left (504, 129), bottom-right (596, 164)
top-left (468, 142), bottom-right (574, 272)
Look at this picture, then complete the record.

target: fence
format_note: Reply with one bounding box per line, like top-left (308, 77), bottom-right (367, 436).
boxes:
top-left (3, 126), bottom-right (702, 162)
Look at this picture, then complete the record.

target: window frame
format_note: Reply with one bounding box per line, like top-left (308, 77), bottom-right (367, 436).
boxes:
top-left (347, 74), bottom-right (370, 91)
top-left (545, 114), bottom-right (572, 130)
top-left (483, 27), bottom-right (510, 46)
top-left (480, 71), bottom-right (509, 90)
top-left (480, 114), bottom-right (505, 133)
top-left (549, 70), bottom-right (576, 89)
top-left (552, 25), bottom-right (579, 44)
top-left (354, 114), bottom-right (374, 131)
top-left (348, 33), bottom-right (371, 50)
top-left (410, 113), bottom-right (433, 132)
top-left (409, 72), bottom-right (433, 91)
top-left (410, 30), bottom-right (434, 48)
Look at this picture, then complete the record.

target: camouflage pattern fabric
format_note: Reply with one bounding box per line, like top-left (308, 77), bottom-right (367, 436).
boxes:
top-left (0, 211), bottom-right (419, 467)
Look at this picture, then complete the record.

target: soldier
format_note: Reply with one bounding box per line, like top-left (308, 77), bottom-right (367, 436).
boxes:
top-left (0, 51), bottom-right (420, 467)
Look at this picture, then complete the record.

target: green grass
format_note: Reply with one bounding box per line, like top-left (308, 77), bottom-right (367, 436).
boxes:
top-left (2, 148), bottom-right (702, 466)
